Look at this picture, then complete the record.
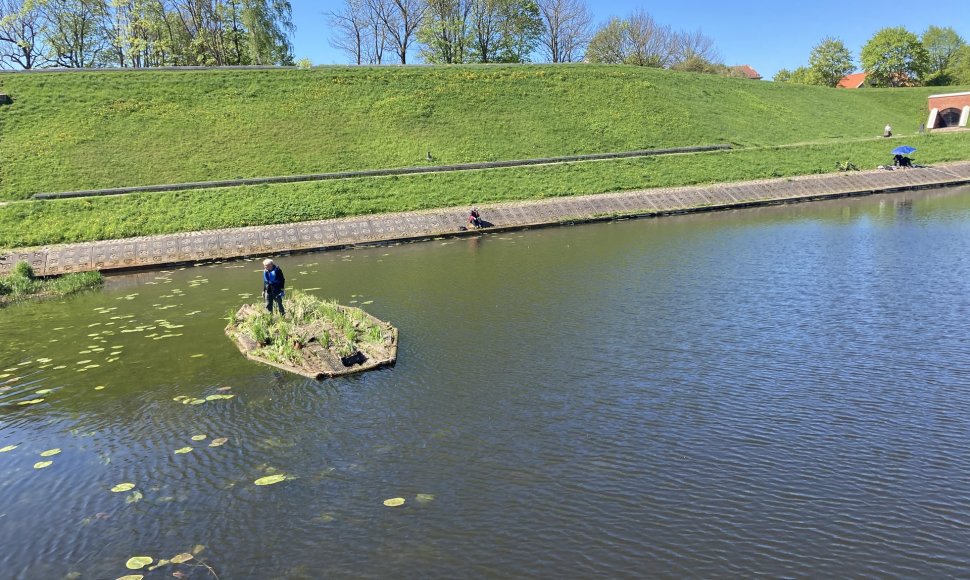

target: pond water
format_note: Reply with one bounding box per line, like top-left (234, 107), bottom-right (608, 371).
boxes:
top-left (3, 186), bottom-right (970, 578)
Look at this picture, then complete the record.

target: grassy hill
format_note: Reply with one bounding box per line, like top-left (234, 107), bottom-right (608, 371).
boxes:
top-left (0, 65), bottom-right (958, 199)
top-left (1, 64), bottom-right (969, 249)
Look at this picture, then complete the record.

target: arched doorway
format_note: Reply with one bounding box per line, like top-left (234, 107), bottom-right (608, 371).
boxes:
top-left (939, 107), bottom-right (962, 127)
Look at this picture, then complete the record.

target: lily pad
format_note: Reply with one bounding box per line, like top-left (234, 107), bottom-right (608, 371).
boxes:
top-left (33, 461), bottom-right (53, 469)
top-left (40, 448), bottom-right (61, 457)
top-left (116, 575), bottom-right (144, 580)
top-left (254, 474), bottom-right (287, 486)
top-left (170, 553), bottom-right (194, 564)
top-left (383, 497), bottom-right (406, 507)
top-left (209, 437), bottom-right (228, 447)
top-left (0, 445), bottom-right (18, 453)
top-left (126, 490), bottom-right (143, 504)
top-left (173, 447), bottom-right (193, 454)
top-left (125, 556), bottom-right (153, 570)
top-left (190, 434), bottom-right (207, 441)
top-left (111, 483), bottom-right (136, 493)
top-left (415, 493), bottom-right (435, 503)
top-left (17, 398), bottom-right (44, 406)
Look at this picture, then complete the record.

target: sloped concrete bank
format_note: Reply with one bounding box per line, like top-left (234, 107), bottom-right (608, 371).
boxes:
top-left (3, 162), bottom-right (970, 277)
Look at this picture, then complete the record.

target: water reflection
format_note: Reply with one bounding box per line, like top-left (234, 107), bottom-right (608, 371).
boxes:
top-left (1, 186), bottom-right (970, 578)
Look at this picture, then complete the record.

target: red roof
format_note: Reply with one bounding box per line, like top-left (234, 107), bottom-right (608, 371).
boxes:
top-left (837, 72), bottom-right (867, 88)
top-left (733, 65), bottom-right (762, 80)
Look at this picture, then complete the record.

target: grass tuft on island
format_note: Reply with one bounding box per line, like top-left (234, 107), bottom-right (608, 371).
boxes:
top-left (0, 261), bottom-right (103, 306)
top-left (225, 291), bottom-right (398, 379)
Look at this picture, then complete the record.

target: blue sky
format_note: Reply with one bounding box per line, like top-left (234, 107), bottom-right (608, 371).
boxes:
top-left (290, 0), bottom-right (970, 79)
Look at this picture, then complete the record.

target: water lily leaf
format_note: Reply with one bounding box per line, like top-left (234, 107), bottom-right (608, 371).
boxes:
top-left (415, 493), bottom-right (435, 503)
top-left (189, 399), bottom-right (206, 405)
top-left (111, 483), bottom-right (135, 492)
top-left (94, 386), bottom-right (105, 390)
top-left (254, 474), bottom-right (287, 486)
top-left (190, 435), bottom-right (206, 441)
top-left (209, 437), bottom-right (228, 447)
top-left (174, 447), bottom-right (193, 454)
top-left (125, 556), bottom-right (153, 570)
top-left (191, 544), bottom-right (206, 555)
top-left (116, 575), bottom-right (144, 580)
top-left (0, 445), bottom-right (18, 453)
top-left (383, 497), bottom-right (405, 507)
top-left (190, 354), bottom-right (205, 358)
top-left (35, 389), bottom-right (53, 395)
top-left (170, 553), bottom-right (193, 564)
top-left (18, 398), bottom-right (44, 405)
top-left (125, 490), bottom-right (143, 504)
top-left (33, 461), bottom-right (53, 469)
top-left (40, 448), bottom-right (61, 457)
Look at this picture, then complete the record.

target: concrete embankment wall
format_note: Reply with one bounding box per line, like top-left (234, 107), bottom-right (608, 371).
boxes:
top-left (3, 162), bottom-right (970, 277)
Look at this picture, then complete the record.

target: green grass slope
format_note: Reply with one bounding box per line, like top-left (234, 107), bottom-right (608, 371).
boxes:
top-left (0, 65), bottom-right (959, 200)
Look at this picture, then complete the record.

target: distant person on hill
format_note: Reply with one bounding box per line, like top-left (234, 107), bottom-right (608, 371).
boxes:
top-left (884, 124), bottom-right (893, 138)
top-left (469, 207), bottom-right (483, 228)
top-left (262, 258), bottom-right (285, 315)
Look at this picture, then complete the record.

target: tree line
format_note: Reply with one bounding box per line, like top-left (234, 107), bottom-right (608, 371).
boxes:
top-left (328, 0), bottom-right (739, 75)
top-left (775, 26), bottom-right (970, 88)
top-left (0, 0), bottom-right (295, 69)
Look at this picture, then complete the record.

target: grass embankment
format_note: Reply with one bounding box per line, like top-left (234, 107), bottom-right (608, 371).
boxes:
top-left (0, 65), bottom-right (960, 199)
top-left (0, 261), bottom-right (102, 305)
top-left (1, 131), bottom-right (969, 249)
top-left (1, 65), bottom-right (968, 250)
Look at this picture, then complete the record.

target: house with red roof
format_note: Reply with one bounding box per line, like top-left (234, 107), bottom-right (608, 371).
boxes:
top-left (837, 72), bottom-right (868, 89)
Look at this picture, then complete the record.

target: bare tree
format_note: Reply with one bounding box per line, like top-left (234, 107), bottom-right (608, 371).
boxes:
top-left (625, 10), bottom-right (674, 67)
top-left (536, 0), bottom-right (589, 63)
top-left (0, 0), bottom-right (48, 69)
top-left (369, 0), bottom-right (423, 64)
top-left (672, 28), bottom-right (719, 67)
top-left (328, 0), bottom-right (368, 64)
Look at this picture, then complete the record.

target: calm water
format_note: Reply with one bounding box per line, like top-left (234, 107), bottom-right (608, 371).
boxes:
top-left (3, 187), bottom-right (970, 579)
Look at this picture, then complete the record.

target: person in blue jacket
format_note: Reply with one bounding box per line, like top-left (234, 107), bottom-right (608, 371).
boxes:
top-left (262, 258), bottom-right (286, 315)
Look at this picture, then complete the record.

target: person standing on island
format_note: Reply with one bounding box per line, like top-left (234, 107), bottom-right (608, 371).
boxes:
top-left (262, 258), bottom-right (286, 316)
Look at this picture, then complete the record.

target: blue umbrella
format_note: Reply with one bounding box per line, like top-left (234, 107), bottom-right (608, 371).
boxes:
top-left (892, 145), bottom-right (916, 155)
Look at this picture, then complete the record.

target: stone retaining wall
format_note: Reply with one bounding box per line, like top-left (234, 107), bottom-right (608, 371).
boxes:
top-left (3, 162), bottom-right (970, 277)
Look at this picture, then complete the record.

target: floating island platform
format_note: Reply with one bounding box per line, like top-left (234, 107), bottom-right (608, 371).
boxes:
top-left (225, 292), bottom-right (398, 379)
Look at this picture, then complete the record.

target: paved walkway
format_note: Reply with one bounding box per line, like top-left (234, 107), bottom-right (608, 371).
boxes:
top-left (3, 162), bottom-right (970, 277)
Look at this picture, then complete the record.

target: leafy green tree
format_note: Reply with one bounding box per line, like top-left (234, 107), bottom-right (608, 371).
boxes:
top-left (772, 65), bottom-right (819, 85)
top-left (808, 36), bottom-right (854, 87)
top-left (584, 16), bottom-right (627, 64)
top-left (922, 25), bottom-right (964, 74)
top-left (861, 26), bottom-right (930, 87)
top-left (418, 0), bottom-right (471, 63)
top-left (948, 45), bottom-right (970, 85)
top-left (469, 0), bottom-right (541, 62)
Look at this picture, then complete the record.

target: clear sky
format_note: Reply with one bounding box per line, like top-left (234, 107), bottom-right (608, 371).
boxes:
top-left (290, 0), bottom-right (970, 79)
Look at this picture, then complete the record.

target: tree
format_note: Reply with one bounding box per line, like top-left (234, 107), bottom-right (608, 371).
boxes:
top-left (922, 25), bottom-right (964, 74)
top-left (773, 65), bottom-right (818, 85)
top-left (672, 28), bottom-right (718, 67)
top-left (43, 0), bottom-right (111, 67)
top-left (0, 0), bottom-right (48, 69)
top-left (370, 0), bottom-right (422, 64)
top-left (584, 16), bottom-right (626, 64)
top-left (535, 0), bottom-right (590, 63)
top-left (860, 26), bottom-right (930, 87)
top-left (418, 0), bottom-right (471, 63)
top-left (948, 45), bottom-right (970, 85)
top-left (808, 36), bottom-right (853, 87)
top-left (328, 0), bottom-right (370, 65)
top-left (624, 10), bottom-right (674, 67)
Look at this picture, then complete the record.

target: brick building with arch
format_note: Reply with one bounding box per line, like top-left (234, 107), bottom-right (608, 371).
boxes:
top-left (927, 92), bottom-right (970, 130)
